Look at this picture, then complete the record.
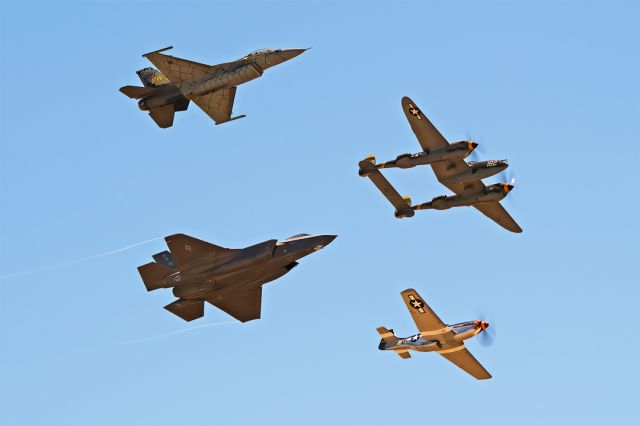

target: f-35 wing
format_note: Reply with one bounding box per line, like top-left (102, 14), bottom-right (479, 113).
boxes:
top-left (192, 87), bottom-right (245, 125)
top-left (438, 345), bottom-right (492, 380)
top-left (164, 233), bottom-right (233, 267)
top-left (401, 96), bottom-right (448, 152)
top-left (143, 47), bottom-right (230, 85)
top-left (400, 289), bottom-right (447, 333)
top-left (207, 287), bottom-right (262, 322)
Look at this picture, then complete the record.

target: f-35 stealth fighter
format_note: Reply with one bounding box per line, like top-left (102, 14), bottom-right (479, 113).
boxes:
top-left (137, 233), bottom-right (336, 322)
top-left (359, 97), bottom-right (522, 233)
top-left (120, 47), bottom-right (307, 128)
top-left (377, 288), bottom-right (492, 380)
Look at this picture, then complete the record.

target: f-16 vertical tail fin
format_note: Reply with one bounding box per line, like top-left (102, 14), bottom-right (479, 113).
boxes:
top-left (137, 262), bottom-right (173, 291)
top-left (136, 67), bottom-right (170, 87)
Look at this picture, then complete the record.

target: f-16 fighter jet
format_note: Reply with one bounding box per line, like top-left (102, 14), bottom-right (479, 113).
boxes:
top-left (120, 47), bottom-right (307, 128)
top-left (137, 233), bottom-right (336, 322)
top-left (377, 288), bottom-right (492, 380)
top-left (359, 97), bottom-right (522, 233)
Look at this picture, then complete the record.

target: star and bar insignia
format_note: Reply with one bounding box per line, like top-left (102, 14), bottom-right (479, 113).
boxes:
top-left (408, 294), bottom-right (425, 313)
top-left (408, 104), bottom-right (422, 120)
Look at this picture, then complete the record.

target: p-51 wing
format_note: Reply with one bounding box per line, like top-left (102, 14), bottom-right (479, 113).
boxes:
top-left (438, 345), bottom-right (492, 380)
top-left (400, 289), bottom-right (447, 333)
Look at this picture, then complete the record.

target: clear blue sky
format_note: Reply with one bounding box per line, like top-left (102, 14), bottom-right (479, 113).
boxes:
top-left (1, 1), bottom-right (639, 425)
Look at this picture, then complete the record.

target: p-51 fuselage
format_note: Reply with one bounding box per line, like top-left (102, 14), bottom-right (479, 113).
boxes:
top-left (379, 321), bottom-right (489, 353)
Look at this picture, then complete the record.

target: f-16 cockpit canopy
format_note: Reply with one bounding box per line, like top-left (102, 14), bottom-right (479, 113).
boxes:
top-left (244, 48), bottom-right (281, 58)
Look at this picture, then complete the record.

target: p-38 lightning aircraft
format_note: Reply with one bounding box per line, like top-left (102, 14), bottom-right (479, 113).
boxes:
top-left (138, 233), bottom-right (335, 322)
top-left (120, 46), bottom-right (307, 128)
top-left (377, 288), bottom-right (492, 380)
top-left (359, 97), bottom-right (522, 233)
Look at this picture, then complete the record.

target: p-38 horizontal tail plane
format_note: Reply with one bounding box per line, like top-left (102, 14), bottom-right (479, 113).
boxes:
top-left (359, 97), bottom-right (522, 233)
top-left (120, 46), bottom-right (307, 128)
top-left (377, 288), bottom-right (492, 380)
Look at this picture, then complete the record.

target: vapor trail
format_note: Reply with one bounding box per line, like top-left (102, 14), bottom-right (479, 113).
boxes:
top-left (122, 321), bottom-right (238, 344)
top-left (0, 237), bottom-right (163, 281)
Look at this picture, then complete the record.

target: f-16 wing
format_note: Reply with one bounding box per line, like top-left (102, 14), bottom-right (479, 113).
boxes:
top-left (400, 289), bottom-right (447, 333)
top-left (438, 345), bottom-right (492, 380)
top-left (401, 96), bottom-right (448, 152)
top-left (207, 287), bottom-right (262, 322)
top-left (192, 87), bottom-right (245, 125)
top-left (143, 47), bottom-right (231, 85)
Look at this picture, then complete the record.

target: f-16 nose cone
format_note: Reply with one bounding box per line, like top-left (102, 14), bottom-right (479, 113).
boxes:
top-left (277, 48), bottom-right (308, 61)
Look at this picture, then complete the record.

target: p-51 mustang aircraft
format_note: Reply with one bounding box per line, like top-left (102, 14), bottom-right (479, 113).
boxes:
top-left (359, 97), bottom-right (522, 233)
top-left (377, 288), bottom-right (492, 380)
top-left (120, 46), bottom-right (307, 128)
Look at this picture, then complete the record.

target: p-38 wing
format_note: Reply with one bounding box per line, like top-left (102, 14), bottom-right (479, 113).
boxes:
top-left (400, 289), bottom-right (492, 380)
top-left (401, 97), bottom-right (522, 233)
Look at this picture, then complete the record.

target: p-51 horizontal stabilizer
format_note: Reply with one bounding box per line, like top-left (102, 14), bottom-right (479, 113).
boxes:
top-left (137, 262), bottom-right (173, 291)
top-left (164, 299), bottom-right (204, 322)
top-left (395, 350), bottom-right (411, 359)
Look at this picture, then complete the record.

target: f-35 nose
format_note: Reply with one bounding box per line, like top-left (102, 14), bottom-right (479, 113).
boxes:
top-left (322, 234), bottom-right (337, 246)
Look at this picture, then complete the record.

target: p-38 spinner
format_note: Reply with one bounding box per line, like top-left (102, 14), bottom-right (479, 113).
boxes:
top-left (359, 97), bottom-right (522, 233)
top-left (377, 288), bottom-right (492, 380)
